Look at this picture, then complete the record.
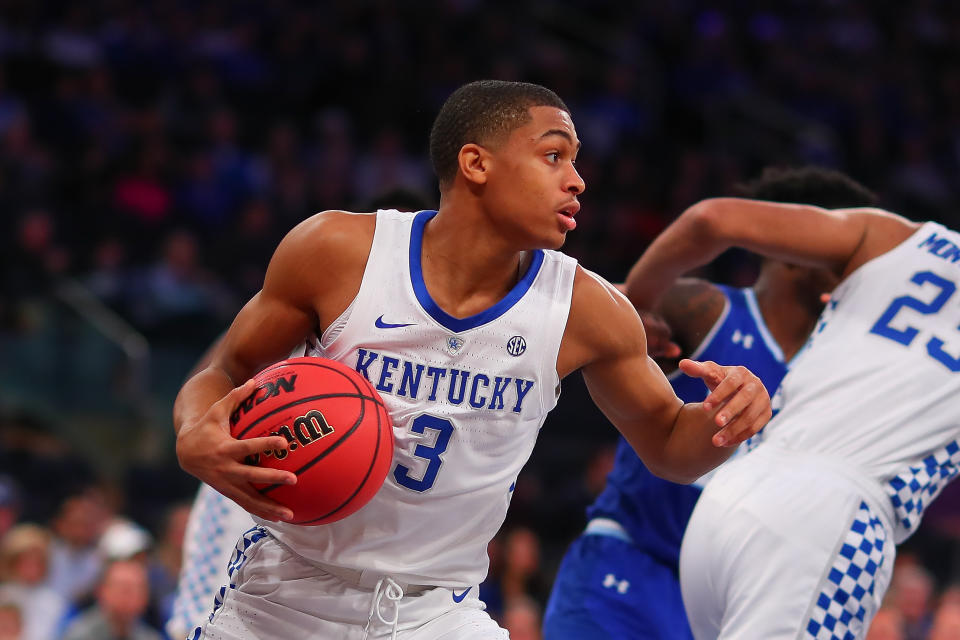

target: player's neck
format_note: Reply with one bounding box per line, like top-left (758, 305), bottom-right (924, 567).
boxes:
top-left (420, 205), bottom-right (530, 319)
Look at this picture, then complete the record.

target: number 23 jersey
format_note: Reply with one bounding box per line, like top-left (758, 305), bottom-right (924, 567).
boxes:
top-left (765, 221), bottom-right (960, 542)
top-left (261, 208), bottom-right (577, 587)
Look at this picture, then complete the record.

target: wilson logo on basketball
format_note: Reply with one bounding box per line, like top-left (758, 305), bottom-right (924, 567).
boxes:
top-left (244, 409), bottom-right (335, 464)
top-left (230, 375), bottom-right (298, 426)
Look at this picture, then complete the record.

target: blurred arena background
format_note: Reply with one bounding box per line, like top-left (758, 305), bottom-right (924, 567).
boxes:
top-left (1, 1), bottom-right (959, 638)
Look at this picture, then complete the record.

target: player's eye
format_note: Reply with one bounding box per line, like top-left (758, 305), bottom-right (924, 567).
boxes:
top-left (546, 152), bottom-right (560, 163)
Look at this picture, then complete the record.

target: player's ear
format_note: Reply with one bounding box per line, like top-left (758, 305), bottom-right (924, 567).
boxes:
top-left (458, 143), bottom-right (490, 185)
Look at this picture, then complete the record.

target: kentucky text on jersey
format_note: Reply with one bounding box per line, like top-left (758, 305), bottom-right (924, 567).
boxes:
top-left (354, 348), bottom-right (535, 413)
top-left (919, 232), bottom-right (960, 263)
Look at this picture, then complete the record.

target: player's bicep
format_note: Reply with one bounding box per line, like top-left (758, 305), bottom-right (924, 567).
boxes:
top-left (213, 290), bottom-right (315, 384)
top-left (569, 272), bottom-right (682, 459)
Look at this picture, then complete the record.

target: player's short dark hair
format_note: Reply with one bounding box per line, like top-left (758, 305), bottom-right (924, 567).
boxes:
top-left (429, 80), bottom-right (569, 188)
top-left (734, 166), bottom-right (878, 209)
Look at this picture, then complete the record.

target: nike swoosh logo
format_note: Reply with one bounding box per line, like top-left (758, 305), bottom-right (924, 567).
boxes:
top-left (452, 587), bottom-right (472, 603)
top-left (375, 315), bottom-right (415, 329)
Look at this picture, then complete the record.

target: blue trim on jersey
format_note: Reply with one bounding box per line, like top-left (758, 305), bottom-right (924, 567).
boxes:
top-left (743, 287), bottom-right (785, 362)
top-left (409, 209), bottom-right (545, 333)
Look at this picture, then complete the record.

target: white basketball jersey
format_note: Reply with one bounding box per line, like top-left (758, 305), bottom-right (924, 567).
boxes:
top-left (258, 209), bottom-right (577, 586)
top-left (764, 221), bottom-right (960, 542)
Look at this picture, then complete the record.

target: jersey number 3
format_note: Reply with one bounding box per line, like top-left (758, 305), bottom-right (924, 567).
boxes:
top-left (393, 414), bottom-right (454, 492)
top-left (870, 270), bottom-right (960, 372)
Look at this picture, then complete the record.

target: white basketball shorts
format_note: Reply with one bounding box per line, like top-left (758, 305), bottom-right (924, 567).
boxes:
top-left (190, 527), bottom-right (508, 640)
top-left (679, 446), bottom-right (896, 640)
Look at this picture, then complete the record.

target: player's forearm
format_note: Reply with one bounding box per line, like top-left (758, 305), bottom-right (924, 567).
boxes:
top-left (624, 200), bottom-right (730, 309)
top-left (645, 404), bottom-right (736, 484)
top-left (173, 367), bottom-right (236, 436)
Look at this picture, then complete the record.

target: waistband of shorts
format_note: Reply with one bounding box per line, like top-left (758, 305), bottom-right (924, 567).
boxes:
top-left (584, 517), bottom-right (634, 544)
top-left (260, 528), bottom-right (431, 593)
top-left (742, 444), bottom-right (897, 533)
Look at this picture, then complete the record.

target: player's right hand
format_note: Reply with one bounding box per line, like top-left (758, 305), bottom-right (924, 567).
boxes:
top-left (678, 359), bottom-right (771, 447)
top-left (176, 379), bottom-right (297, 522)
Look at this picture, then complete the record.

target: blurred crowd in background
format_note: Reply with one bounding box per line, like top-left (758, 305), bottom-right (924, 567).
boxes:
top-left (2, 1), bottom-right (960, 638)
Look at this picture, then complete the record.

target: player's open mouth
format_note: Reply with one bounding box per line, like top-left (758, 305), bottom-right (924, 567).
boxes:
top-left (558, 204), bottom-right (578, 231)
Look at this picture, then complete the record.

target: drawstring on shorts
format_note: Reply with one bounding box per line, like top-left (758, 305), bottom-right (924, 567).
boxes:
top-left (362, 576), bottom-right (404, 640)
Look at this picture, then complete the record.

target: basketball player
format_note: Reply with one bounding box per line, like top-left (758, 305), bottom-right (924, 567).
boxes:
top-left (627, 195), bottom-right (960, 639)
top-left (542, 166), bottom-right (879, 640)
top-left (165, 189), bottom-right (437, 639)
top-left (172, 80), bottom-right (771, 639)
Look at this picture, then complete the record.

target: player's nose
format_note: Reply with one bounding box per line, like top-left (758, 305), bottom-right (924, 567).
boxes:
top-left (566, 164), bottom-right (585, 195)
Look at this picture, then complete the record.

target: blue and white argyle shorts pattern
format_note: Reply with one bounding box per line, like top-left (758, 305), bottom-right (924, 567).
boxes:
top-left (886, 439), bottom-right (960, 537)
top-left (188, 525), bottom-right (269, 640)
top-left (168, 486), bottom-right (253, 638)
top-left (804, 501), bottom-right (888, 640)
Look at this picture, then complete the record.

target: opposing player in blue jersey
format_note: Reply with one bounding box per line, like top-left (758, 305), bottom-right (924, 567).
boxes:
top-left (630, 195), bottom-right (960, 639)
top-left (172, 80), bottom-right (771, 640)
top-left (542, 166), bottom-right (879, 640)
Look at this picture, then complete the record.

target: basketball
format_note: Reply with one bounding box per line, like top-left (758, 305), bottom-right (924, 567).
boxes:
top-left (229, 356), bottom-right (394, 525)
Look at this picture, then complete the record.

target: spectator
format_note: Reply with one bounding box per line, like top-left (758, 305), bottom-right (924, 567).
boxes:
top-left (46, 491), bottom-right (110, 606)
top-left (500, 527), bottom-right (549, 608)
top-left (97, 519), bottom-right (152, 563)
top-left (127, 229), bottom-right (236, 345)
top-left (2, 209), bottom-right (70, 311)
top-left (889, 563), bottom-right (935, 640)
top-left (82, 235), bottom-right (133, 315)
top-left (0, 524), bottom-right (69, 640)
top-left (864, 607), bottom-right (905, 640)
top-left (111, 139), bottom-right (173, 231)
top-left (502, 595), bottom-right (542, 640)
top-left (929, 600), bottom-right (960, 640)
top-left (61, 558), bottom-right (162, 640)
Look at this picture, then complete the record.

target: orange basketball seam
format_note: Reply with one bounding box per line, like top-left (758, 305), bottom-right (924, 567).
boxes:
top-left (257, 393), bottom-right (367, 495)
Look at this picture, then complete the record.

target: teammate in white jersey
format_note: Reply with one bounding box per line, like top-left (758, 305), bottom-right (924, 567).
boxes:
top-left (543, 166), bottom-right (879, 640)
top-left (627, 197), bottom-right (960, 639)
top-left (172, 80), bottom-right (770, 640)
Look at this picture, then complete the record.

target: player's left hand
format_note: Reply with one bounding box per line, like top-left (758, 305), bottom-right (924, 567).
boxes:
top-left (678, 359), bottom-right (771, 447)
top-left (637, 310), bottom-right (682, 359)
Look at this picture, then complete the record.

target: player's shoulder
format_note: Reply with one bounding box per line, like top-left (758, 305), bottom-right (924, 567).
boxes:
top-left (565, 266), bottom-right (645, 359)
top-left (263, 211), bottom-right (377, 305)
top-left (275, 210), bottom-right (376, 265)
top-left (845, 208), bottom-right (922, 275)
top-left (658, 277), bottom-right (726, 320)
top-left (656, 277), bottom-right (727, 346)
top-left (292, 209), bottom-right (377, 244)
top-left (570, 265), bottom-right (636, 314)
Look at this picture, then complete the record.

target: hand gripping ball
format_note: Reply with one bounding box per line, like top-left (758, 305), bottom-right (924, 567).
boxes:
top-left (230, 357), bottom-right (394, 525)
